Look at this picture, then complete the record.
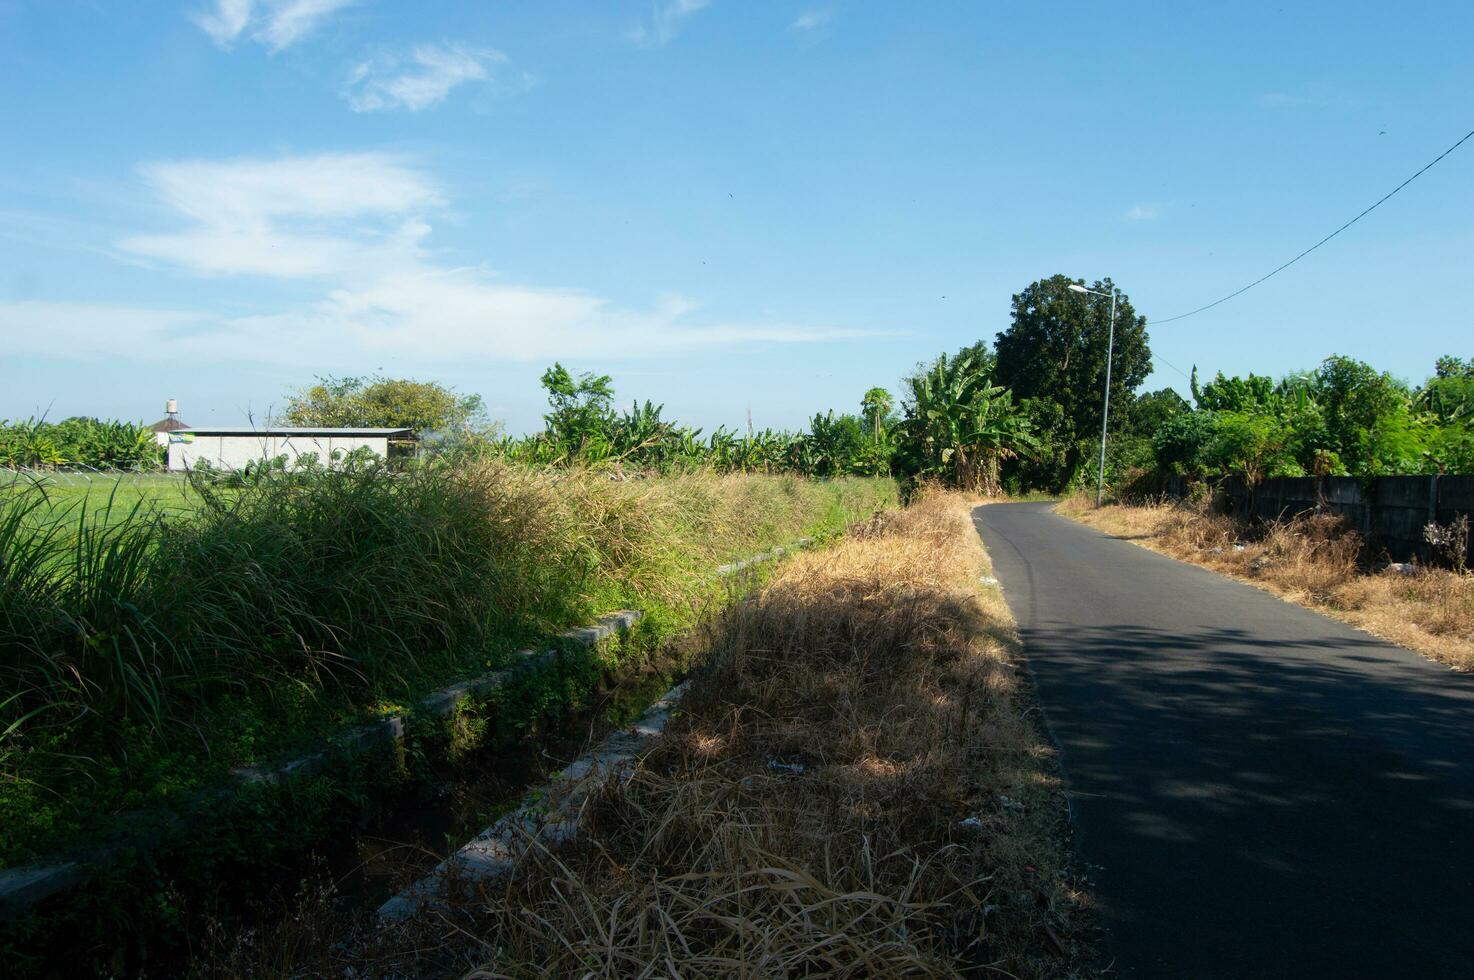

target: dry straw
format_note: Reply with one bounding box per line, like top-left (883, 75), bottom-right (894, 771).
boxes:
top-left (205, 492), bottom-right (1096, 977)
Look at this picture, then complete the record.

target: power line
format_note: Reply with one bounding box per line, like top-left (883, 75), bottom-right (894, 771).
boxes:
top-left (1151, 125), bottom-right (1474, 325)
top-left (1151, 353), bottom-right (1193, 382)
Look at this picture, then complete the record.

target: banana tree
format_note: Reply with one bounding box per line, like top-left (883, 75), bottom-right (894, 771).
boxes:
top-left (901, 351), bottom-right (1038, 494)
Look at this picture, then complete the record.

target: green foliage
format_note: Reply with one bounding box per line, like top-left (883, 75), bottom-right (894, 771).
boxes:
top-left (805, 411), bottom-right (868, 477)
top-left (474, 365), bottom-right (901, 478)
top-left (0, 462), bottom-right (895, 869)
top-left (896, 348), bottom-right (1038, 493)
top-left (860, 387), bottom-right (895, 440)
top-left (1311, 355), bottom-right (1419, 476)
top-left (1128, 388), bottom-right (1190, 434)
top-left (1151, 410), bottom-right (1218, 477)
top-left (994, 275), bottom-right (1152, 465)
top-left (1143, 354), bottom-right (1474, 483)
top-left (280, 375), bottom-right (489, 435)
top-left (539, 363), bottom-right (617, 451)
top-left (0, 417), bottom-right (163, 470)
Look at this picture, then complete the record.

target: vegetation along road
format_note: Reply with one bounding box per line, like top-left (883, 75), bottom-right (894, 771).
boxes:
top-left (972, 501), bottom-right (1474, 979)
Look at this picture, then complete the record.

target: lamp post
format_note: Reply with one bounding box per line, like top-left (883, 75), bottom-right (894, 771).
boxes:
top-left (1068, 282), bottom-right (1118, 507)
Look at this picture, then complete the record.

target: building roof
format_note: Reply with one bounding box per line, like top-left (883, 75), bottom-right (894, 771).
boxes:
top-left (175, 427), bottom-right (417, 438)
top-left (148, 417), bottom-right (192, 432)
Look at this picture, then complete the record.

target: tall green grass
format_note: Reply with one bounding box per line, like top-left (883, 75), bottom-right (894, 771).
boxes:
top-left (0, 460), bottom-right (896, 866)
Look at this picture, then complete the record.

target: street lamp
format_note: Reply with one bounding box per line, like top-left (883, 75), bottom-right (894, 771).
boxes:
top-left (1068, 281), bottom-right (1117, 507)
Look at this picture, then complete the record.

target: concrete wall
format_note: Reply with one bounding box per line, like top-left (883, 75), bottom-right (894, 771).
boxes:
top-left (167, 434), bottom-right (389, 472)
top-left (1164, 473), bottom-right (1472, 563)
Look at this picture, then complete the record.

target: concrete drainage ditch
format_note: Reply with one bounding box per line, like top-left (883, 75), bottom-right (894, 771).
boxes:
top-left (0, 535), bottom-right (813, 938)
top-left (379, 680), bottom-right (690, 920)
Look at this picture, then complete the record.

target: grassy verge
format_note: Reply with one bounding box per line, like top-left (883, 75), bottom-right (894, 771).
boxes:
top-left (219, 491), bottom-right (1098, 977)
top-left (0, 462), bottom-right (895, 869)
top-left (1057, 495), bottom-right (1474, 671)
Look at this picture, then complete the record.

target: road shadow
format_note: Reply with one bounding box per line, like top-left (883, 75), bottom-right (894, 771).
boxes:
top-left (974, 502), bottom-right (1474, 979)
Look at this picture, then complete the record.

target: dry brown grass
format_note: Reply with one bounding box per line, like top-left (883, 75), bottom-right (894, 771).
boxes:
top-left (191, 491), bottom-right (1096, 978)
top-left (1058, 494), bottom-right (1474, 671)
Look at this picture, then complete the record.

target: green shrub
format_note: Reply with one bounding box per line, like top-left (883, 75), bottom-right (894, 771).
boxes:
top-left (0, 417), bottom-right (162, 470)
top-left (0, 461), bottom-right (896, 866)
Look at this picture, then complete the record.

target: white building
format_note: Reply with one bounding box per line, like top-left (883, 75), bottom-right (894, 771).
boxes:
top-left (165, 427), bottom-right (416, 472)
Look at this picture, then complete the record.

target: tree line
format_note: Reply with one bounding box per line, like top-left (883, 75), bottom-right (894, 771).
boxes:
top-left (268, 274), bottom-right (1474, 491)
top-left (0, 417), bottom-right (161, 469)
top-left (11, 273), bottom-right (1470, 489)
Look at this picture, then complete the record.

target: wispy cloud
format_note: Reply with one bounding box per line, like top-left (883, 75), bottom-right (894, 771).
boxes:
top-left (627, 0), bottom-right (710, 48)
top-left (120, 153), bottom-right (440, 278)
top-left (16, 151), bottom-right (878, 366)
top-left (192, 0), bottom-right (253, 46)
top-left (191, 0), bottom-right (356, 52)
top-left (344, 43), bottom-right (507, 112)
top-left (789, 9), bottom-right (831, 31)
top-left (1124, 203), bottom-right (1160, 221)
top-left (1254, 84), bottom-right (1353, 110)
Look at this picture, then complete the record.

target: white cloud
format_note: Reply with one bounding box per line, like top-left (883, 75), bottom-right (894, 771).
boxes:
top-left (344, 43), bottom-right (506, 112)
top-left (627, 0), bottom-right (710, 47)
top-left (790, 9), bottom-right (831, 31)
top-left (191, 0), bottom-right (253, 46)
top-left (12, 152), bottom-right (880, 366)
top-left (0, 302), bottom-right (208, 356)
top-left (1125, 203), bottom-right (1160, 221)
top-left (120, 153), bottom-right (440, 278)
top-left (0, 286), bottom-right (870, 366)
top-left (190, 0), bottom-right (355, 52)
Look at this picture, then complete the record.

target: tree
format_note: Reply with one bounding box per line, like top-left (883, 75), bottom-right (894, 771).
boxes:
top-left (1421, 356), bottom-right (1474, 422)
top-left (899, 349), bottom-right (1037, 494)
top-left (281, 376), bottom-right (486, 434)
top-left (1434, 356), bottom-right (1474, 380)
top-left (806, 411), bottom-right (869, 477)
top-left (1191, 370), bottom-right (1277, 412)
top-left (1127, 388), bottom-right (1190, 436)
top-left (539, 363), bottom-right (616, 453)
top-left (1311, 355), bottom-right (1425, 476)
top-left (860, 387), bottom-right (894, 441)
top-left (994, 275), bottom-right (1152, 476)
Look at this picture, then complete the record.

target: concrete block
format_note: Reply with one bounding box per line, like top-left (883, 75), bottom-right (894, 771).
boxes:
top-left (1323, 477), bottom-right (1363, 505)
top-left (379, 680), bottom-right (690, 922)
top-left (1438, 475), bottom-right (1474, 513)
top-left (0, 862), bottom-right (89, 917)
top-left (1373, 476), bottom-right (1430, 509)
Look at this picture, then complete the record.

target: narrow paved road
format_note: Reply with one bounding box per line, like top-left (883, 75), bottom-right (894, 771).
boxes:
top-left (972, 503), bottom-right (1474, 979)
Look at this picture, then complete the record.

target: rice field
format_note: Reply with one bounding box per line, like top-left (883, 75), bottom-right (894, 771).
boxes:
top-left (0, 469), bottom-right (202, 527)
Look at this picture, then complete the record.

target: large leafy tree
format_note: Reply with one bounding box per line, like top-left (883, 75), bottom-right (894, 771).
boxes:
top-left (1311, 355), bottom-right (1425, 476)
top-left (281, 375), bottom-right (487, 433)
top-left (993, 275), bottom-right (1152, 476)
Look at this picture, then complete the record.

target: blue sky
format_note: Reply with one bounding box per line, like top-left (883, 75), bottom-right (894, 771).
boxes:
top-left (2, 0), bottom-right (1471, 433)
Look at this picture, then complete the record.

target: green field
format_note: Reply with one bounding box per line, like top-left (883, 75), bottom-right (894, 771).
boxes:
top-left (0, 469), bottom-right (202, 526)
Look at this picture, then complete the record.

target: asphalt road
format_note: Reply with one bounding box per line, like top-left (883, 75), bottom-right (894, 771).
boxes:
top-left (972, 502), bottom-right (1474, 979)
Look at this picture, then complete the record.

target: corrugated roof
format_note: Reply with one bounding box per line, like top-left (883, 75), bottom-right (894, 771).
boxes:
top-left (177, 427), bottom-right (417, 437)
top-left (148, 417), bottom-right (192, 432)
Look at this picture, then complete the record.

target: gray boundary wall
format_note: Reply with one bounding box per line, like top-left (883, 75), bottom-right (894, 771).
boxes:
top-left (1162, 473), bottom-right (1474, 562)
